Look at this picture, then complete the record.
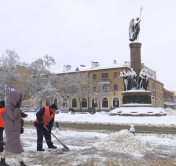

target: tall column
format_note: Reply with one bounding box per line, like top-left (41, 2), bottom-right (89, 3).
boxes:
top-left (129, 42), bottom-right (142, 76)
top-left (4, 84), bottom-right (7, 106)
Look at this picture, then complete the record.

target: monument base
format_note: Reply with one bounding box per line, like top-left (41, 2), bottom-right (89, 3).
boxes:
top-left (121, 104), bottom-right (153, 107)
top-left (111, 90), bottom-right (166, 116)
top-left (122, 90), bottom-right (152, 105)
top-left (109, 106), bottom-right (166, 116)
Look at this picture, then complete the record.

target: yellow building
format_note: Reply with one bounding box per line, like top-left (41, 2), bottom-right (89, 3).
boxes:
top-left (48, 61), bottom-right (164, 112)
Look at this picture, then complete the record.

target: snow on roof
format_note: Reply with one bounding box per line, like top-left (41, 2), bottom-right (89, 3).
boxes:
top-left (51, 63), bottom-right (128, 74)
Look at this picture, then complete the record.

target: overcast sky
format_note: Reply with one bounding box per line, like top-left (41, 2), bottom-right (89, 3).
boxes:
top-left (0, 0), bottom-right (176, 91)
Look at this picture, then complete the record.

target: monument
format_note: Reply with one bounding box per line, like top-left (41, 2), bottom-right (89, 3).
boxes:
top-left (109, 7), bottom-right (166, 116)
top-left (121, 7), bottom-right (152, 107)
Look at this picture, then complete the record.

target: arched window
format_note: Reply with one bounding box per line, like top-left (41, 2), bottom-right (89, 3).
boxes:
top-left (46, 99), bottom-right (50, 106)
top-left (92, 98), bottom-right (97, 107)
top-left (102, 97), bottom-right (108, 107)
top-left (82, 98), bottom-right (87, 108)
top-left (72, 98), bottom-right (77, 107)
top-left (113, 97), bottom-right (119, 108)
top-left (54, 99), bottom-right (57, 106)
top-left (39, 99), bottom-right (42, 108)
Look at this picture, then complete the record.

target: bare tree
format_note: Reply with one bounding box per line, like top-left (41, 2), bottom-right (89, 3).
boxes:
top-left (68, 72), bottom-right (93, 112)
top-left (19, 55), bottom-right (56, 100)
top-left (0, 49), bottom-right (21, 103)
top-left (92, 84), bottom-right (108, 111)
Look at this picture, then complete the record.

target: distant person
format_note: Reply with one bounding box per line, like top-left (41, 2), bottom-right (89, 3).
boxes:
top-left (0, 100), bottom-right (5, 152)
top-left (0, 91), bottom-right (26, 166)
top-left (34, 104), bottom-right (58, 151)
top-left (130, 124), bottom-right (135, 135)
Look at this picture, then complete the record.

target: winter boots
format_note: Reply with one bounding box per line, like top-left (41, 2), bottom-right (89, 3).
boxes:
top-left (48, 145), bottom-right (57, 149)
top-left (0, 158), bottom-right (26, 166)
top-left (37, 147), bottom-right (45, 151)
top-left (20, 161), bottom-right (27, 166)
top-left (0, 142), bottom-right (4, 152)
top-left (0, 158), bottom-right (9, 166)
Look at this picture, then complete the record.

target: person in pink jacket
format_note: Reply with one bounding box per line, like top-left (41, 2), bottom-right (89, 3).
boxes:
top-left (0, 91), bottom-right (26, 166)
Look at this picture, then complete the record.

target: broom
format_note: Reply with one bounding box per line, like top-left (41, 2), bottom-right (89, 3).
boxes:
top-left (43, 126), bottom-right (70, 151)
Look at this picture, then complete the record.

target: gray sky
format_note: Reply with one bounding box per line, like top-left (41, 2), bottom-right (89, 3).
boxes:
top-left (0, 0), bottom-right (176, 91)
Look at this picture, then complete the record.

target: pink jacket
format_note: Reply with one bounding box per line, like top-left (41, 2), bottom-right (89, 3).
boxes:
top-left (4, 91), bottom-right (24, 154)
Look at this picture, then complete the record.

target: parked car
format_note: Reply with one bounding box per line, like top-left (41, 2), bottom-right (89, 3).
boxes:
top-left (89, 107), bottom-right (96, 114)
top-left (21, 105), bottom-right (37, 112)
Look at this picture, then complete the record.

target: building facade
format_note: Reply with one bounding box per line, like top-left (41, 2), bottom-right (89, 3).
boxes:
top-left (163, 89), bottom-right (174, 109)
top-left (49, 62), bottom-right (164, 111)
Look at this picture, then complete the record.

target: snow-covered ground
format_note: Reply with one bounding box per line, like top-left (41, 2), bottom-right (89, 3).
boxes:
top-left (24, 107), bottom-right (176, 128)
top-left (3, 127), bottom-right (176, 166)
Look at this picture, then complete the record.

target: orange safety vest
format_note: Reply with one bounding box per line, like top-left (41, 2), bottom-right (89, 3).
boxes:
top-left (35, 106), bottom-right (55, 126)
top-left (0, 107), bottom-right (5, 128)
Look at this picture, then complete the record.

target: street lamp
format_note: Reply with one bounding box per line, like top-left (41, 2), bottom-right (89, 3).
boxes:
top-left (4, 84), bottom-right (7, 106)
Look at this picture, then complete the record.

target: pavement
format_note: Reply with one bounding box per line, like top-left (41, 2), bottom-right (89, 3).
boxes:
top-left (25, 121), bottom-right (176, 134)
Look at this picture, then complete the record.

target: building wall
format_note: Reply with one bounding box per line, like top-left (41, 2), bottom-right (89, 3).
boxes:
top-left (28, 67), bottom-right (164, 111)
top-left (147, 78), bottom-right (164, 107)
top-left (163, 89), bottom-right (174, 108)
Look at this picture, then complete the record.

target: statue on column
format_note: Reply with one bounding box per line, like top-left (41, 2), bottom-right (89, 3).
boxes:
top-left (129, 17), bottom-right (141, 42)
top-left (129, 7), bottom-right (143, 42)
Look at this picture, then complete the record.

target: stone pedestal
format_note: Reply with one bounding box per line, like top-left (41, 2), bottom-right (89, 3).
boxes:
top-left (129, 42), bottom-right (142, 76)
top-left (121, 90), bottom-right (152, 107)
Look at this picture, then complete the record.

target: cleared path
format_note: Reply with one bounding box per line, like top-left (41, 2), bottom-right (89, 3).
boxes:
top-left (25, 121), bottom-right (176, 134)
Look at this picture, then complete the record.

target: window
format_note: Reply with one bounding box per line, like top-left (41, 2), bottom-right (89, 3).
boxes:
top-left (103, 85), bottom-right (107, 92)
top-left (114, 85), bottom-right (118, 91)
top-left (83, 86), bottom-right (86, 92)
top-left (54, 78), bottom-right (58, 83)
top-left (63, 77), bottom-right (67, 83)
top-left (93, 86), bottom-right (96, 92)
top-left (72, 76), bottom-right (77, 81)
top-left (72, 98), bottom-right (77, 107)
top-left (114, 72), bottom-right (117, 78)
top-left (46, 99), bottom-right (50, 106)
top-left (102, 73), bottom-right (108, 78)
top-left (93, 74), bottom-right (96, 80)
top-left (82, 98), bottom-right (87, 107)
top-left (72, 86), bottom-right (77, 92)
top-left (39, 99), bottom-right (42, 108)
top-left (102, 97), bottom-right (108, 107)
top-left (63, 88), bottom-right (67, 93)
top-left (54, 99), bottom-right (57, 106)
top-left (83, 74), bottom-right (87, 80)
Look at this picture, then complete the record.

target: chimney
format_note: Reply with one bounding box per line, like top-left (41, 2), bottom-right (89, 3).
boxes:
top-left (63, 65), bottom-right (71, 72)
top-left (91, 61), bottom-right (99, 69)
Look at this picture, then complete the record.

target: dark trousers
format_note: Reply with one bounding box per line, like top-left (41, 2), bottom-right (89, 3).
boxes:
top-left (34, 122), bottom-right (53, 149)
top-left (0, 127), bottom-right (4, 152)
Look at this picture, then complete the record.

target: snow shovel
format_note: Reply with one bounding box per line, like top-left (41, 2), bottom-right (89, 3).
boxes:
top-left (43, 126), bottom-right (70, 151)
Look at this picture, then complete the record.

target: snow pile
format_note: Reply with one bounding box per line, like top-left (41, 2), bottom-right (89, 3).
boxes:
top-left (110, 107), bottom-right (166, 115)
top-left (94, 129), bottom-right (153, 154)
top-left (165, 107), bottom-right (176, 115)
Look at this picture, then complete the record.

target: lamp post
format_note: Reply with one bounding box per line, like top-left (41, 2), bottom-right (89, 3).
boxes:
top-left (4, 84), bottom-right (7, 106)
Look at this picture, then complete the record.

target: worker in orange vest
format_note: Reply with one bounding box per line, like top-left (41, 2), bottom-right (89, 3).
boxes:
top-left (34, 104), bottom-right (58, 151)
top-left (0, 100), bottom-right (5, 152)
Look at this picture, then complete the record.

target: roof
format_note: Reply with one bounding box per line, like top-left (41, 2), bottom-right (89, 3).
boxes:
top-left (51, 63), bottom-right (128, 74)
